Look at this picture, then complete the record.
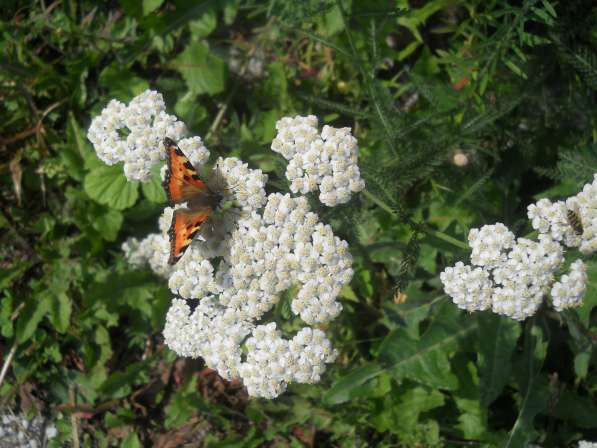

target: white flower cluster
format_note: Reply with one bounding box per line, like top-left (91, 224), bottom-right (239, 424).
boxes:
top-left (441, 175), bottom-right (597, 320)
top-left (0, 413), bottom-right (57, 448)
top-left (88, 90), bottom-right (361, 398)
top-left (121, 206), bottom-right (176, 278)
top-left (551, 259), bottom-right (587, 311)
top-left (168, 193), bottom-right (352, 324)
top-left (441, 227), bottom-right (568, 320)
top-left (164, 300), bottom-right (338, 398)
top-left (164, 192), bottom-right (351, 397)
top-left (528, 174), bottom-right (597, 254)
top-left (271, 115), bottom-right (365, 206)
top-left (87, 90), bottom-right (195, 181)
top-left (579, 442), bottom-right (597, 448)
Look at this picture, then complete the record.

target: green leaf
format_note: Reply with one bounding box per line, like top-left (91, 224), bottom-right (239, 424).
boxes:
top-left (174, 91), bottom-right (208, 126)
top-left (99, 65), bottom-right (150, 102)
top-left (553, 389), bottom-right (597, 428)
top-left (173, 42), bottom-right (227, 95)
top-left (90, 207), bottom-right (124, 241)
top-left (84, 165), bottom-right (139, 210)
top-left (379, 305), bottom-right (476, 390)
top-left (0, 293), bottom-right (14, 338)
top-left (189, 9), bottom-right (217, 37)
top-left (323, 363), bottom-right (384, 405)
top-left (122, 432), bottom-right (142, 448)
top-left (99, 361), bottom-right (150, 399)
top-left (504, 58), bottom-right (527, 79)
top-left (143, 0), bottom-right (164, 15)
top-left (140, 165), bottom-right (167, 203)
top-left (48, 292), bottom-right (72, 333)
top-left (382, 283), bottom-right (444, 339)
top-left (16, 294), bottom-right (52, 344)
top-left (393, 386), bottom-right (444, 432)
top-left (579, 259), bottom-right (597, 326)
top-left (505, 323), bottom-right (549, 448)
top-left (478, 314), bottom-right (521, 406)
top-left (164, 377), bottom-right (209, 428)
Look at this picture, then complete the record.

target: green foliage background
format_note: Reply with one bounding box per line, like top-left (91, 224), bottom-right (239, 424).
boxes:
top-left (1, 0), bottom-right (596, 446)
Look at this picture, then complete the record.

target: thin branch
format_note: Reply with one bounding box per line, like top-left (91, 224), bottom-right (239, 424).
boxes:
top-left (0, 343), bottom-right (18, 389)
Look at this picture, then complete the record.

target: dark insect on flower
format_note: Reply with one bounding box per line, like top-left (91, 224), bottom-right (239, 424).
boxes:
top-left (566, 209), bottom-right (584, 236)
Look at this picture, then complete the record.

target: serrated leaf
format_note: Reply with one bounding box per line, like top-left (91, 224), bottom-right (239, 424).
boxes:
top-left (99, 361), bottom-right (150, 399)
top-left (173, 42), bottom-right (227, 95)
top-left (379, 306), bottom-right (476, 390)
top-left (323, 363), bottom-right (384, 405)
top-left (165, 377), bottom-right (209, 428)
top-left (478, 314), bottom-right (521, 406)
top-left (84, 165), bottom-right (139, 210)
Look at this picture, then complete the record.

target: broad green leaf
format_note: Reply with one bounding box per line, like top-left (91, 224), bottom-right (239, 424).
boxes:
top-left (505, 323), bottom-right (549, 448)
top-left (553, 389), bottom-right (597, 428)
top-left (175, 91), bottom-right (208, 126)
top-left (143, 0), bottom-right (164, 15)
top-left (393, 386), bottom-right (444, 431)
top-left (478, 314), bottom-right (521, 406)
top-left (48, 291), bottom-right (72, 333)
top-left (140, 165), bottom-right (167, 203)
top-left (99, 65), bottom-right (149, 102)
top-left (90, 207), bottom-right (124, 242)
top-left (173, 42), bottom-right (227, 95)
top-left (379, 305), bottom-right (476, 390)
top-left (122, 432), bottom-right (142, 448)
top-left (84, 165), bottom-right (139, 210)
top-left (189, 9), bottom-right (217, 37)
top-left (16, 294), bottom-right (52, 344)
top-left (323, 363), bottom-right (384, 405)
top-left (382, 283), bottom-right (444, 338)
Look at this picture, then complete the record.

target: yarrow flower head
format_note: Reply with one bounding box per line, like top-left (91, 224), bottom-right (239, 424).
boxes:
top-left (271, 115), bottom-right (365, 206)
top-left (527, 174), bottom-right (597, 254)
top-left (442, 173), bottom-right (597, 320)
top-left (442, 228), bottom-right (568, 321)
top-left (550, 259), bottom-right (587, 311)
top-left (87, 90), bottom-right (191, 181)
top-left (90, 91), bottom-right (364, 398)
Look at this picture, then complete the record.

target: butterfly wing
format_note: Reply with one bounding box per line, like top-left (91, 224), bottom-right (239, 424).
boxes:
top-left (163, 137), bottom-right (210, 205)
top-left (168, 206), bottom-right (213, 264)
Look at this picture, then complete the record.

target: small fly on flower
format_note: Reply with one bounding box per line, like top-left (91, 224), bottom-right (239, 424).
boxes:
top-left (566, 208), bottom-right (584, 236)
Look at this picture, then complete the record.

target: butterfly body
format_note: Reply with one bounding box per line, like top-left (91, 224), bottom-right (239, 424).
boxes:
top-left (163, 137), bottom-right (222, 264)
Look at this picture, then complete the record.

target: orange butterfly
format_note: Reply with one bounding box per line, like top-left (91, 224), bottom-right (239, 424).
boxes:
top-left (163, 137), bottom-right (222, 265)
